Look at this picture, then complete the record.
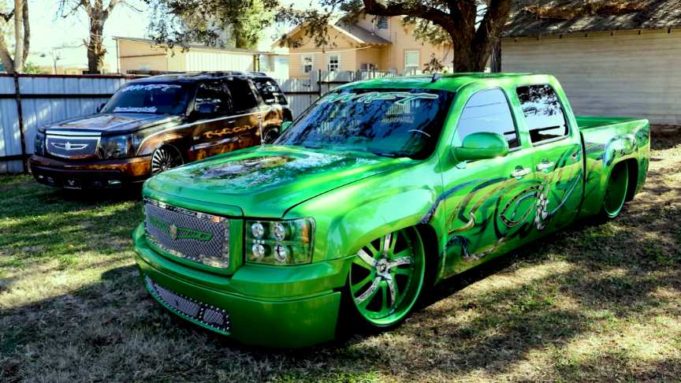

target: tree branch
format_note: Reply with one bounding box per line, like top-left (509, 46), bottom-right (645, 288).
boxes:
top-left (22, 0), bottom-right (29, 64)
top-left (362, 0), bottom-right (455, 31)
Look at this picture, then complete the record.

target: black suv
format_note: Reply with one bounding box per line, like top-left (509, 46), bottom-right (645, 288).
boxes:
top-left (29, 71), bottom-right (292, 189)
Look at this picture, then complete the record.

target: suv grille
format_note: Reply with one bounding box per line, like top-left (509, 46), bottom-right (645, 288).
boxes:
top-left (46, 134), bottom-right (99, 159)
top-left (144, 199), bottom-right (230, 268)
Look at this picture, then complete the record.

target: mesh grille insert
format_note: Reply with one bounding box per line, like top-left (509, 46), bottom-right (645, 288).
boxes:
top-left (144, 199), bottom-right (230, 268)
top-left (145, 276), bottom-right (230, 333)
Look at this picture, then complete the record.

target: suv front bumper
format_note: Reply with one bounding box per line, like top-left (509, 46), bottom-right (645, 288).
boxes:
top-left (132, 224), bottom-right (348, 348)
top-left (29, 155), bottom-right (151, 189)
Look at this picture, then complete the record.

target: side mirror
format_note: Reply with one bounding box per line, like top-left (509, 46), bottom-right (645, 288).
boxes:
top-left (96, 103), bottom-right (106, 113)
top-left (281, 120), bottom-right (293, 133)
top-left (453, 132), bottom-right (509, 161)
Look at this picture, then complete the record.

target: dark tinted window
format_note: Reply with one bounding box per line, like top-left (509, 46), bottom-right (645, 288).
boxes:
top-left (195, 81), bottom-right (231, 116)
top-left (227, 78), bottom-right (259, 112)
top-left (457, 89), bottom-right (519, 148)
top-left (102, 83), bottom-right (192, 115)
top-left (253, 78), bottom-right (287, 105)
top-left (516, 84), bottom-right (568, 143)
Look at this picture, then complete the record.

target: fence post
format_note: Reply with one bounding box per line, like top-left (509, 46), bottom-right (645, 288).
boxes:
top-left (13, 72), bottom-right (27, 173)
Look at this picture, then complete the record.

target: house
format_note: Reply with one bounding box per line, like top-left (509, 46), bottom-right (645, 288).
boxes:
top-left (114, 37), bottom-right (289, 78)
top-left (275, 14), bottom-right (453, 79)
top-left (501, 0), bottom-right (681, 125)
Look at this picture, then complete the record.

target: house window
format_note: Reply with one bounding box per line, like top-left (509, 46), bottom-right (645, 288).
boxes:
top-left (376, 16), bottom-right (388, 30)
top-left (328, 54), bottom-right (340, 72)
top-left (405, 50), bottom-right (420, 74)
top-left (302, 54), bottom-right (314, 74)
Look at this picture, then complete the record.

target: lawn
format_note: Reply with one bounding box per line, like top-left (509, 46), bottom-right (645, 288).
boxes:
top-left (1, 136), bottom-right (680, 382)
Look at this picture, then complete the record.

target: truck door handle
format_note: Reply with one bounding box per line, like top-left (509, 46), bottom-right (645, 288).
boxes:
top-left (536, 161), bottom-right (555, 172)
top-left (511, 167), bottom-right (530, 179)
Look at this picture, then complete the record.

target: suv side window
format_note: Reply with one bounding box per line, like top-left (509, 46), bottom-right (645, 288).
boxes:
top-left (227, 78), bottom-right (259, 113)
top-left (195, 81), bottom-right (232, 116)
top-left (516, 84), bottom-right (568, 144)
top-left (457, 89), bottom-right (519, 149)
top-left (252, 78), bottom-right (287, 105)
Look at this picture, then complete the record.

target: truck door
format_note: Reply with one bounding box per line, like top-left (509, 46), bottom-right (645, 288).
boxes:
top-left (190, 80), bottom-right (236, 160)
top-left (514, 84), bottom-right (584, 233)
top-left (442, 88), bottom-right (537, 277)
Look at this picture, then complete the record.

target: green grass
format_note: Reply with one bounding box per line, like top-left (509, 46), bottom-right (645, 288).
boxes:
top-left (1, 136), bottom-right (680, 382)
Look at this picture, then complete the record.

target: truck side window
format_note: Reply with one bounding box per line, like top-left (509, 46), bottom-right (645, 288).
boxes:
top-left (516, 84), bottom-right (568, 144)
top-left (457, 89), bottom-right (519, 148)
top-left (227, 78), bottom-right (259, 113)
top-left (195, 81), bottom-right (231, 116)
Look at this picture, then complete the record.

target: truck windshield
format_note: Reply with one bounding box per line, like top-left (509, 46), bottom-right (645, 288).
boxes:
top-left (277, 89), bottom-right (455, 159)
top-left (101, 83), bottom-right (192, 115)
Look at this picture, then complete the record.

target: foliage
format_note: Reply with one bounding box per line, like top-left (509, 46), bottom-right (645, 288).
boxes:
top-left (21, 61), bottom-right (44, 74)
top-left (147, 0), bottom-right (277, 50)
top-left (423, 54), bottom-right (446, 73)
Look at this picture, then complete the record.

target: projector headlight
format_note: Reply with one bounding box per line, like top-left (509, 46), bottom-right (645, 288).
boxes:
top-left (246, 218), bottom-right (314, 265)
top-left (98, 133), bottom-right (142, 159)
top-left (34, 132), bottom-right (46, 155)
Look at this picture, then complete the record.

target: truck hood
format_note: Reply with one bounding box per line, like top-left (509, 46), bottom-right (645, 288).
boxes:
top-left (144, 145), bottom-right (413, 217)
top-left (43, 113), bottom-right (178, 135)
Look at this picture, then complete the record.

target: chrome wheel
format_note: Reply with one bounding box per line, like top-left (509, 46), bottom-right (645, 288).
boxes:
top-left (151, 146), bottom-right (183, 175)
top-left (349, 228), bottom-right (425, 327)
top-left (602, 164), bottom-right (629, 219)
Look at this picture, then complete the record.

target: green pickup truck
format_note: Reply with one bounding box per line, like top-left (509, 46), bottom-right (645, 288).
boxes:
top-left (132, 73), bottom-right (650, 348)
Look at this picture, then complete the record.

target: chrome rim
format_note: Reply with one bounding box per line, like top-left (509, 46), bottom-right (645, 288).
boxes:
top-left (151, 146), bottom-right (183, 175)
top-left (349, 228), bottom-right (425, 326)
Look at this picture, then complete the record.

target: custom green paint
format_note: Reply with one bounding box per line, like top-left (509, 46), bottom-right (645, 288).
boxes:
top-left (132, 73), bottom-right (650, 348)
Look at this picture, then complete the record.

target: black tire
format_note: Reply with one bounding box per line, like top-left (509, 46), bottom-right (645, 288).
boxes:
top-left (151, 145), bottom-right (184, 175)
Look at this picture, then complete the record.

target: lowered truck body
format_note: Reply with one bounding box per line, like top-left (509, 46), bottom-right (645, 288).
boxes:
top-left (132, 73), bottom-right (649, 348)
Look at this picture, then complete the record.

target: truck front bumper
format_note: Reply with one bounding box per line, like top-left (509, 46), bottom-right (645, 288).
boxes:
top-left (28, 155), bottom-right (151, 189)
top-left (133, 225), bottom-right (347, 348)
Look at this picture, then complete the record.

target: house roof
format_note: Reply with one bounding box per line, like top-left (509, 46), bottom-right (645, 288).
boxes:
top-left (504, 0), bottom-right (681, 37)
top-left (274, 20), bottom-right (391, 48)
top-left (113, 36), bottom-right (277, 55)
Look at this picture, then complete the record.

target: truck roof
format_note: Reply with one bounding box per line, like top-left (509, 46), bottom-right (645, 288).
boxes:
top-left (340, 73), bottom-right (553, 93)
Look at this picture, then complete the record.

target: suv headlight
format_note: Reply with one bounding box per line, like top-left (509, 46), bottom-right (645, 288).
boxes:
top-left (245, 218), bottom-right (314, 265)
top-left (34, 132), bottom-right (46, 155)
top-left (99, 134), bottom-right (141, 159)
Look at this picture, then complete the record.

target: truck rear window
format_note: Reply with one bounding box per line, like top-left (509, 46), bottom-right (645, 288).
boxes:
top-left (516, 84), bottom-right (568, 144)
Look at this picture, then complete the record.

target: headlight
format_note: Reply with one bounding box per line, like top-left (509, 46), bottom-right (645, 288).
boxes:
top-left (99, 134), bottom-right (140, 159)
top-left (34, 132), bottom-right (46, 155)
top-left (246, 218), bottom-right (314, 265)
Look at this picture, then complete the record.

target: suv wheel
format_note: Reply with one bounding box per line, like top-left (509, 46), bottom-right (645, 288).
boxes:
top-left (151, 145), bottom-right (183, 175)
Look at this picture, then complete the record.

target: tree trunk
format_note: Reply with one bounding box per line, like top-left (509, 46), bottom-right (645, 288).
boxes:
top-left (13, 0), bottom-right (23, 72)
top-left (0, 35), bottom-right (15, 73)
top-left (87, 20), bottom-right (106, 74)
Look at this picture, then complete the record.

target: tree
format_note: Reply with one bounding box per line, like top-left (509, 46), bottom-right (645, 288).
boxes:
top-left (59, 1), bottom-right (140, 74)
top-left (147, 0), bottom-right (277, 50)
top-left (0, 0), bottom-right (30, 74)
top-left (279, 0), bottom-right (513, 72)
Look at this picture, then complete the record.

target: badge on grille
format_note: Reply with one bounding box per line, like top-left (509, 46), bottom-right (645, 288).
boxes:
top-left (169, 224), bottom-right (178, 240)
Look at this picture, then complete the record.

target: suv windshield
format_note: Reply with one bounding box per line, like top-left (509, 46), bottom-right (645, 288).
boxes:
top-left (102, 83), bottom-right (193, 115)
top-left (277, 89), bottom-right (455, 158)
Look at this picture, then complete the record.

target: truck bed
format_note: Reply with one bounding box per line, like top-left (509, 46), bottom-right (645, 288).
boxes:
top-left (576, 116), bottom-right (644, 131)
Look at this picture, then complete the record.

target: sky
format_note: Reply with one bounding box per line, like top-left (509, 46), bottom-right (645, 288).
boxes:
top-left (27, 0), bottom-right (322, 72)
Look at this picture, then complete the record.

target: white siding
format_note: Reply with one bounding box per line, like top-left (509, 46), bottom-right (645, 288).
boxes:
top-left (184, 51), bottom-right (256, 72)
top-left (502, 29), bottom-right (681, 125)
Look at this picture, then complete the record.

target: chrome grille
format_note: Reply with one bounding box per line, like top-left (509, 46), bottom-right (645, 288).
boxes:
top-left (46, 135), bottom-right (99, 158)
top-left (145, 276), bottom-right (230, 332)
top-left (144, 199), bottom-right (230, 268)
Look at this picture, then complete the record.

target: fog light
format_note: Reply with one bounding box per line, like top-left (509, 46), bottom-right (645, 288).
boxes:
top-left (251, 222), bottom-right (265, 238)
top-left (108, 179), bottom-right (122, 186)
top-left (274, 245), bottom-right (289, 263)
top-left (251, 243), bottom-right (266, 260)
top-left (272, 222), bottom-right (287, 241)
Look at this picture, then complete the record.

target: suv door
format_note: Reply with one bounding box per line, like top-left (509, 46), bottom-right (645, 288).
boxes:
top-left (442, 88), bottom-right (536, 276)
top-left (190, 80), bottom-right (236, 160)
top-left (225, 78), bottom-right (263, 146)
top-left (515, 84), bottom-right (584, 233)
